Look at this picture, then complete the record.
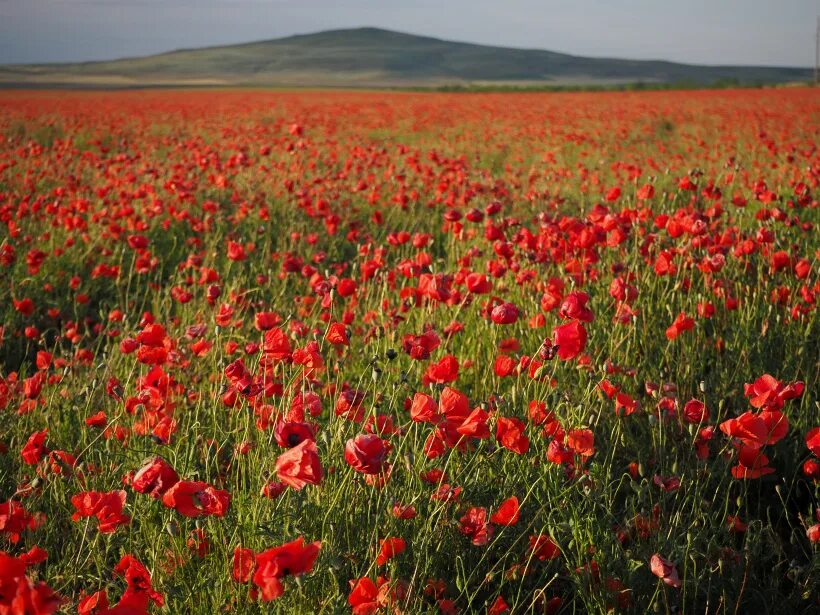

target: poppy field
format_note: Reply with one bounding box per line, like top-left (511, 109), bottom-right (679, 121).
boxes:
top-left (0, 87), bottom-right (818, 614)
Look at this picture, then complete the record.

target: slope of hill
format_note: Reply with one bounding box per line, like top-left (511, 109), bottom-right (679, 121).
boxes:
top-left (0, 27), bottom-right (812, 88)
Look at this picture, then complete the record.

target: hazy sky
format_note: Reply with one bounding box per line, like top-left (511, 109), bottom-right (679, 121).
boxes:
top-left (1, 0), bottom-right (817, 66)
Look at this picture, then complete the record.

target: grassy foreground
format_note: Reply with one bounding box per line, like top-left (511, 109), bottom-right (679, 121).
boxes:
top-left (0, 88), bottom-right (818, 614)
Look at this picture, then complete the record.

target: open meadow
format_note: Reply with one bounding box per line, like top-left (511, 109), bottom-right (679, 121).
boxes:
top-left (0, 87), bottom-right (818, 613)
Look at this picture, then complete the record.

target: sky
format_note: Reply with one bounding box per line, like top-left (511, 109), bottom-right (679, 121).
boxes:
top-left (0, 0), bottom-right (817, 67)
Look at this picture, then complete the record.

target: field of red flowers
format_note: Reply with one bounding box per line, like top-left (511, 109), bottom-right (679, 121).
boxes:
top-left (0, 87), bottom-right (817, 614)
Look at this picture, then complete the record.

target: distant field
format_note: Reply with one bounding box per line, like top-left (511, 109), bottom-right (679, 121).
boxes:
top-left (0, 88), bottom-right (817, 614)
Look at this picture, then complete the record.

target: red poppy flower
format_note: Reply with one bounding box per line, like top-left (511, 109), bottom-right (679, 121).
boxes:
top-left (439, 386), bottom-right (470, 424)
top-left (252, 537), bottom-right (321, 601)
top-left (496, 417), bottom-right (529, 454)
top-left (226, 240), bottom-right (247, 261)
top-left (759, 410), bottom-right (788, 445)
top-left (113, 554), bottom-right (164, 609)
top-left (132, 457), bottom-right (179, 498)
top-left (20, 429), bottom-right (48, 465)
top-left (637, 183), bottom-right (655, 200)
top-left (263, 327), bottom-right (292, 361)
top-left (665, 312), bottom-right (694, 340)
top-left (424, 355), bottom-right (459, 384)
top-left (494, 354), bottom-right (517, 377)
top-left (254, 311), bottom-right (280, 331)
top-left (490, 496), bottom-right (520, 526)
top-left (344, 434), bottom-right (388, 475)
top-left (559, 291), bottom-right (594, 322)
top-left (567, 428), bottom-right (595, 457)
top-left (546, 439), bottom-right (574, 465)
top-left (465, 272), bottom-right (492, 294)
top-left (376, 536), bottom-right (405, 565)
top-left (0, 500), bottom-right (40, 543)
top-left (273, 420), bottom-right (316, 448)
top-left (391, 502), bottom-right (417, 520)
top-left (650, 554), bottom-right (681, 588)
top-left (410, 392), bottom-right (439, 423)
top-left (335, 389), bottom-right (366, 422)
top-left (682, 399), bottom-right (709, 424)
top-left (232, 546), bottom-right (256, 583)
top-left (730, 445), bottom-right (775, 479)
top-left (325, 322), bottom-right (349, 346)
top-left (161, 481), bottom-right (230, 518)
top-left (719, 412), bottom-right (768, 450)
top-left (348, 576), bottom-right (381, 615)
top-left (806, 427), bottom-right (820, 457)
top-left (457, 407), bottom-right (490, 439)
top-left (0, 552), bottom-right (62, 614)
top-left (402, 330), bottom-right (440, 360)
top-left (459, 507), bottom-right (493, 546)
top-left (71, 490), bottom-right (130, 533)
top-left (552, 321), bottom-right (587, 361)
top-left (743, 374), bottom-right (804, 411)
top-left (528, 533), bottom-right (561, 561)
top-left (275, 440), bottom-right (323, 489)
top-left (491, 302), bottom-right (519, 325)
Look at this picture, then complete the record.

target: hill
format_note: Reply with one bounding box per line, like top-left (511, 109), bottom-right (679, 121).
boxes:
top-left (0, 27), bottom-right (812, 88)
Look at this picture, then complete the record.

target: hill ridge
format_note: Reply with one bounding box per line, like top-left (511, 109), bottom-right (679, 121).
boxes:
top-left (0, 27), bottom-right (812, 88)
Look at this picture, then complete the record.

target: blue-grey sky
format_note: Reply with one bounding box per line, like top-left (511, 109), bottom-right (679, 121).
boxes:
top-left (0, 0), bottom-right (817, 66)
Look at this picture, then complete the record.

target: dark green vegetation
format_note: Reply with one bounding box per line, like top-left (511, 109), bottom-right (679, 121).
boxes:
top-left (0, 27), bottom-right (813, 88)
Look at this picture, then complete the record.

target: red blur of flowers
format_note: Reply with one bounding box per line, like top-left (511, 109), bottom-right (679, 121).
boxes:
top-left (1, 87), bottom-right (817, 612)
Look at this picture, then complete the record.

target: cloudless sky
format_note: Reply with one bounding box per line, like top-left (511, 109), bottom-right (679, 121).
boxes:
top-left (0, 0), bottom-right (817, 66)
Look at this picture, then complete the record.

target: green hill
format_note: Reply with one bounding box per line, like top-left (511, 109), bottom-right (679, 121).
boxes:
top-left (0, 27), bottom-right (812, 88)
